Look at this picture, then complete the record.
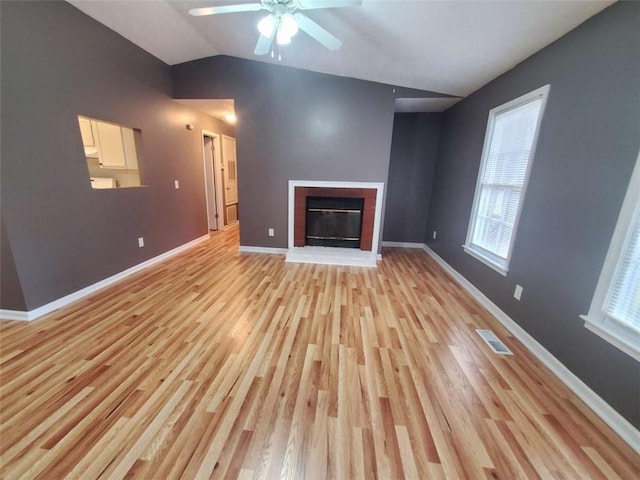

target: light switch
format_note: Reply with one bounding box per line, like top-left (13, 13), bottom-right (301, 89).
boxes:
top-left (138, 237), bottom-right (144, 248)
top-left (514, 284), bottom-right (523, 301)
top-left (174, 180), bottom-right (180, 189)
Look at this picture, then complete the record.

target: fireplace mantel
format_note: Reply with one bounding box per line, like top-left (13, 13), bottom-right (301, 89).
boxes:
top-left (286, 180), bottom-right (385, 267)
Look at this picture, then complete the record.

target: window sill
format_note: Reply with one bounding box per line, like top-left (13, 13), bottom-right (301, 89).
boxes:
top-left (463, 245), bottom-right (508, 276)
top-left (580, 314), bottom-right (640, 362)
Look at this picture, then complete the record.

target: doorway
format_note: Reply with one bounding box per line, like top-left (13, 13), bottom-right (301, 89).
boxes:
top-left (221, 135), bottom-right (239, 225)
top-left (202, 131), bottom-right (225, 231)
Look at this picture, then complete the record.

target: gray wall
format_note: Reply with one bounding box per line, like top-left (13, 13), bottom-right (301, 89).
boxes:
top-left (173, 57), bottom-right (443, 249)
top-left (0, 1), bottom-right (234, 310)
top-left (1, 220), bottom-right (26, 311)
top-left (383, 113), bottom-right (442, 243)
top-left (426, 1), bottom-right (640, 427)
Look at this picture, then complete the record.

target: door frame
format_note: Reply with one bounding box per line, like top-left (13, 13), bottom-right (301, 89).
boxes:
top-left (201, 130), bottom-right (225, 230)
top-left (221, 134), bottom-right (239, 225)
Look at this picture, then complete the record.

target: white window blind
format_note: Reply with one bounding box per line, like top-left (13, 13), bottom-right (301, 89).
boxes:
top-left (464, 85), bottom-right (550, 274)
top-left (605, 207), bottom-right (640, 332)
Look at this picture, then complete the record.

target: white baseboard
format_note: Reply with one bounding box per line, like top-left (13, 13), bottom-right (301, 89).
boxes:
top-left (0, 234), bottom-right (210, 323)
top-left (238, 246), bottom-right (288, 255)
top-left (381, 241), bottom-right (425, 248)
top-left (0, 310), bottom-right (30, 321)
top-left (423, 244), bottom-right (640, 454)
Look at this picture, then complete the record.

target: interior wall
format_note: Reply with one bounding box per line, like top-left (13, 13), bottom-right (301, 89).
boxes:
top-left (173, 56), bottom-right (443, 249)
top-left (0, 220), bottom-right (26, 311)
top-left (382, 113), bottom-right (442, 243)
top-left (426, 1), bottom-right (640, 427)
top-left (0, 0), bottom-right (234, 310)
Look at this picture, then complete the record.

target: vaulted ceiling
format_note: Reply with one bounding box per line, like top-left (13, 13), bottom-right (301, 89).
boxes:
top-left (68, 0), bottom-right (612, 98)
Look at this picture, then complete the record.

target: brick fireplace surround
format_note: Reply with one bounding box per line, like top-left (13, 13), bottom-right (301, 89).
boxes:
top-left (293, 186), bottom-right (377, 251)
top-left (286, 181), bottom-right (385, 267)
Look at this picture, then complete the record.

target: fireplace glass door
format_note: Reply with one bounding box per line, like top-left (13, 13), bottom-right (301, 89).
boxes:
top-left (305, 197), bottom-right (364, 248)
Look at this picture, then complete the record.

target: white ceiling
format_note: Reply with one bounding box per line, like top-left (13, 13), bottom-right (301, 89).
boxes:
top-left (68, 0), bottom-right (612, 98)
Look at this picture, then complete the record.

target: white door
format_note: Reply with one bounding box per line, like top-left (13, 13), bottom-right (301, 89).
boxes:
top-left (203, 136), bottom-right (218, 230)
top-left (222, 135), bottom-right (238, 206)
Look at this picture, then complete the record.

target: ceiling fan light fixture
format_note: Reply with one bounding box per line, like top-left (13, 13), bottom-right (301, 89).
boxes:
top-left (257, 14), bottom-right (275, 37)
top-left (276, 27), bottom-right (292, 45)
top-left (280, 13), bottom-right (299, 37)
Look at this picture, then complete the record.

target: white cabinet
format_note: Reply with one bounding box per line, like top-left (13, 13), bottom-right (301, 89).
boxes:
top-left (78, 116), bottom-right (100, 157)
top-left (78, 117), bottom-right (95, 147)
top-left (95, 121), bottom-right (138, 169)
top-left (77, 115), bottom-right (143, 189)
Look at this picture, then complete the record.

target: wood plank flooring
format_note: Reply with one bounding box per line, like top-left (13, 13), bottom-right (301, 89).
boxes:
top-left (1, 225), bottom-right (638, 479)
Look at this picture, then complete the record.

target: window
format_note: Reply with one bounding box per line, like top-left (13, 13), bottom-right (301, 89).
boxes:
top-left (464, 85), bottom-right (550, 275)
top-left (581, 151), bottom-right (640, 362)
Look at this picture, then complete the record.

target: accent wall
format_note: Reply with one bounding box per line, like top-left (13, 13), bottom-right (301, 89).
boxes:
top-left (383, 113), bottom-right (442, 243)
top-left (426, 1), bottom-right (640, 427)
top-left (172, 57), bottom-right (444, 249)
top-left (0, 0), bottom-right (235, 310)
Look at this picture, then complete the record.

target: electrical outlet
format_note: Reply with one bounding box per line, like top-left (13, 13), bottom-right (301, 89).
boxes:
top-left (433, 230), bottom-right (437, 240)
top-left (514, 284), bottom-right (523, 301)
top-left (174, 180), bottom-right (180, 189)
top-left (138, 237), bottom-right (144, 248)
top-left (268, 228), bottom-right (274, 237)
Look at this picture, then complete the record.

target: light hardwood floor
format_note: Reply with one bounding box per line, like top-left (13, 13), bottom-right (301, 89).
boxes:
top-left (1, 225), bottom-right (638, 479)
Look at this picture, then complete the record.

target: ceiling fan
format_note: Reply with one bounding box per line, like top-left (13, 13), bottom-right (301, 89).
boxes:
top-left (189, 0), bottom-right (362, 56)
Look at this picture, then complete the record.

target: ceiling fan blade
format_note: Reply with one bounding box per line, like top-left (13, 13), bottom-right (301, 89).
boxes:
top-left (254, 30), bottom-right (275, 56)
top-left (293, 13), bottom-right (342, 51)
top-left (189, 3), bottom-right (263, 16)
top-left (294, 0), bottom-right (362, 10)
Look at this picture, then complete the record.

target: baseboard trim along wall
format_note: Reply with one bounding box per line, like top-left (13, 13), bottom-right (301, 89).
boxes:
top-left (0, 234), bottom-right (210, 323)
top-left (420, 244), bottom-right (640, 455)
top-left (238, 246), bottom-right (288, 255)
top-left (381, 241), bottom-right (425, 249)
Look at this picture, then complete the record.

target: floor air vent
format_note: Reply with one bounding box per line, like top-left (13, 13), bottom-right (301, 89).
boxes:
top-left (476, 329), bottom-right (513, 355)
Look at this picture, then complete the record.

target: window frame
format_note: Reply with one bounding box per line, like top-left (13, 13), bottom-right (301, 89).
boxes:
top-left (463, 85), bottom-right (551, 275)
top-left (581, 150), bottom-right (640, 362)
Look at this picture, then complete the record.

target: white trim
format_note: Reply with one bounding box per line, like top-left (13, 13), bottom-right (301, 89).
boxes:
top-left (0, 235), bottom-right (210, 322)
top-left (463, 245), bottom-right (508, 276)
top-left (581, 149), bottom-right (640, 361)
top-left (287, 180), bottom-right (385, 252)
top-left (464, 84), bottom-right (550, 275)
top-left (200, 129), bottom-right (226, 231)
top-left (381, 241), bottom-right (424, 249)
top-left (238, 246), bottom-right (287, 255)
top-left (423, 244), bottom-right (640, 455)
top-left (0, 310), bottom-right (30, 321)
top-left (581, 315), bottom-right (640, 362)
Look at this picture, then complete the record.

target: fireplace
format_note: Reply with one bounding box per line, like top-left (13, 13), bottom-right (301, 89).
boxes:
top-left (287, 181), bottom-right (384, 267)
top-left (305, 196), bottom-right (364, 248)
